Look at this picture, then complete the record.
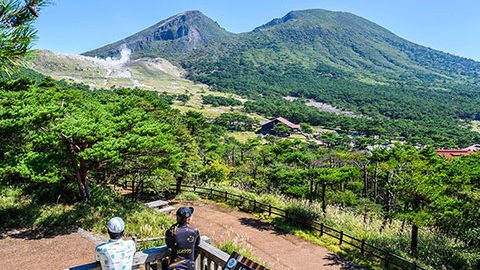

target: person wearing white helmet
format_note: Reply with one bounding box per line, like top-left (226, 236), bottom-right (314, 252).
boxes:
top-left (95, 217), bottom-right (136, 270)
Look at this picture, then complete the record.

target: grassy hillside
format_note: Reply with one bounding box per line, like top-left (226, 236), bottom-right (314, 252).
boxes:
top-left (30, 50), bottom-right (264, 120)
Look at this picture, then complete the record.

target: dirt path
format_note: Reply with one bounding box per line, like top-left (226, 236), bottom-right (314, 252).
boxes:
top-left (174, 200), bottom-right (360, 270)
top-left (0, 201), bottom-right (359, 270)
top-left (0, 228), bottom-right (95, 270)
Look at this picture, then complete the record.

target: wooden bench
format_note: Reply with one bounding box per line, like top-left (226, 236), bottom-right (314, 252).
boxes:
top-left (145, 200), bottom-right (169, 208)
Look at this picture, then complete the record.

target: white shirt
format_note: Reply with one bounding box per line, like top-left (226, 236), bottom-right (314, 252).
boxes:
top-left (95, 239), bottom-right (136, 270)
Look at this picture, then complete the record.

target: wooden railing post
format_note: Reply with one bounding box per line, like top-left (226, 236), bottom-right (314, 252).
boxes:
top-left (361, 239), bottom-right (365, 255)
top-left (413, 261), bottom-right (417, 270)
top-left (224, 191), bottom-right (228, 201)
top-left (339, 231), bottom-right (344, 246)
top-left (193, 185), bottom-right (196, 192)
top-left (198, 236), bottom-right (229, 270)
top-left (268, 204), bottom-right (272, 216)
top-left (175, 182), bottom-right (182, 195)
top-left (320, 223), bottom-right (324, 237)
top-left (253, 200), bottom-right (257, 212)
top-left (209, 187), bottom-right (213, 197)
top-left (384, 251), bottom-right (390, 269)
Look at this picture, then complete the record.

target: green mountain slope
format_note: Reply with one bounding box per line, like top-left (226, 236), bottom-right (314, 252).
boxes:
top-left (252, 10), bottom-right (480, 82)
top-left (83, 9), bottom-right (480, 145)
top-left (85, 9), bottom-right (480, 84)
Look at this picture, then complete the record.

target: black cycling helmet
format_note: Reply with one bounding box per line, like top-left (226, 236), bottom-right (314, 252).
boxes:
top-left (176, 206), bottom-right (194, 220)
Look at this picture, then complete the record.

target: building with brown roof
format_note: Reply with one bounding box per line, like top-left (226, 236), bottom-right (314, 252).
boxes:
top-left (435, 149), bottom-right (475, 158)
top-left (257, 117), bottom-right (300, 136)
top-left (435, 144), bottom-right (479, 158)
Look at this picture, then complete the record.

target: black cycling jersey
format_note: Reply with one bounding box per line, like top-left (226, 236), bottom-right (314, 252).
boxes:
top-left (166, 223), bottom-right (200, 270)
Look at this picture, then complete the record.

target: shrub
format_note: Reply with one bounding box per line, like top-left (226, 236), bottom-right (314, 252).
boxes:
top-left (0, 184), bottom-right (175, 240)
top-left (202, 95), bottom-right (242, 107)
top-left (218, 240), bottom-right (253, 259)
top-left (257, 193), bottom-right (287, 209)
top-left (175, 192), bottom-right (201, 201)
top-left (285, 201), bottom-right (321, 228)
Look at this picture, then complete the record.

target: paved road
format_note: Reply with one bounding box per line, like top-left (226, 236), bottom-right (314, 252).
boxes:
top-left (175, 200), bottom-right (360, 270)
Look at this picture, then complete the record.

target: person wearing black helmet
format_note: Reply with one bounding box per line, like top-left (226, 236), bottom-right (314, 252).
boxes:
top-left (165, 206), bottom-right (200, 270)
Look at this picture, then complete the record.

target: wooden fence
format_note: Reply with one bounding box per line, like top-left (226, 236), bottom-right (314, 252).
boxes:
top-left (175, 184), bottom-right (427, 270)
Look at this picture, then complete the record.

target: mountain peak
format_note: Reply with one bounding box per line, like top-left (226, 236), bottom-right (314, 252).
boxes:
top-left (254, 8), bottom-right (374, 32)
top-left (83, 10), bottom-right (231, 59)
top-left (177, 10), bottom-right (204, 16)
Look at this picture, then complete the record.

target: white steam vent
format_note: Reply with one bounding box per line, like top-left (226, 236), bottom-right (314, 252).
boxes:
top-left (105, 45), bottom-right (132, 66)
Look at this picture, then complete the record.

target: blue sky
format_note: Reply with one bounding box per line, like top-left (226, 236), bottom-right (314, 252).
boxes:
top-left (34, 0), bottom-right (480, 60)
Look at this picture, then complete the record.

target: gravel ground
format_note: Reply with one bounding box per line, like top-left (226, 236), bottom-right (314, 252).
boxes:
top-left (0, 227), bottom-right (95, 270)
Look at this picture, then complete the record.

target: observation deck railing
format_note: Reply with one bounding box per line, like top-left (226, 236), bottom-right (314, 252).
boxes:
top-left (67, 236), bottom-right (229, 270)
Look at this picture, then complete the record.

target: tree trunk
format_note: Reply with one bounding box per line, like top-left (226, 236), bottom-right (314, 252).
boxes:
top-left (363, 164), bottom-right (368, 198)
top-left (411, 195), bottom-right (421, 257)
top-left (385, 171), bottom-right (392, 213)
top-left (79, 157), bottom-right (90, 202)
top-left (66, 141), bottom-right (90, 203)
top-left (131, 178), bottom-right (136, 201)
top-left (374, 162), bottom-right (379, 203)
top-left (309, 178), bottom-right (314, 204)
top-left (176, 172), bottom-right (183, 195)
top-left (314, 182), bottom-right (320, 197)
top-left (411, 224), bottom-right (419, 258)
top-left (321, 181), bottom-right (327, 213)
top-left (140, 179), bottom-right (145, 196)
top-left (132, 178), bottom-right (143, 202)
top-left (363, 205), bottom-right (368, 226)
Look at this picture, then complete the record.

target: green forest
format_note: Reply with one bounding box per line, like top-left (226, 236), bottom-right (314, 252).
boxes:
top-left (188, 55), bottom-right (480, 147)
top-left (1, 75), bottom-right (479, 269)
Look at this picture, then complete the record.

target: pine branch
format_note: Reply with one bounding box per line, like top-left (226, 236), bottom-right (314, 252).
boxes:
top-left (0, 0), bottom-right (47, 74)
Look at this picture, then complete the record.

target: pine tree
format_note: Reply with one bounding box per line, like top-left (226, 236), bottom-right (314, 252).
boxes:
top-left (0, 0), bottom-right (47, 74)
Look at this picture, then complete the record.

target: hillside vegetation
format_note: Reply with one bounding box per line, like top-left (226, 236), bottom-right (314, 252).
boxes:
top-left (31, 50), bottom-right (261, 119)
top-left (86, 9), bottom-right (480, 147)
